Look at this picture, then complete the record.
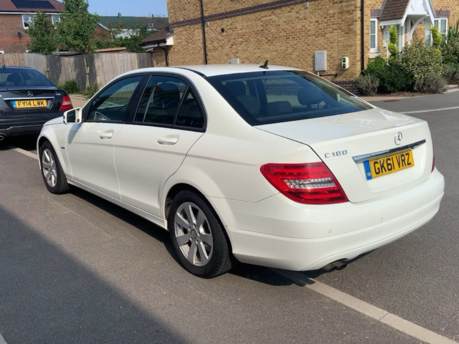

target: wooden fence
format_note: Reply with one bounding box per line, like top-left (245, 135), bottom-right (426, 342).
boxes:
top-left (0, 53), bottom-right (156, 91)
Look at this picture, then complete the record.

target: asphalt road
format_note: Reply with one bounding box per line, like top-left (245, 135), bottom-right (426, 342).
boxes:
top-left (0, 92), bottom-right (458, 343)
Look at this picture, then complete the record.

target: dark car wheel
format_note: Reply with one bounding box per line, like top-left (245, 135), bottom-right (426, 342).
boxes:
top-left (39, 141), bottom-right (69, 194)
top-left (168, 190), bottom-right (234, 278)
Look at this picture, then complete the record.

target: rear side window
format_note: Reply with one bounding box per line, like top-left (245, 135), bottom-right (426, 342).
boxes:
top-left (207, 71), bottom-right (372, 126)
top-left (175, 90), bottom-right (205, 129)
top-left (0, 69), bottom-right (54, 87)
top-left (134, 76), bottom-right (205, 130)
top-left (135, 76), bottom-right (187, 125)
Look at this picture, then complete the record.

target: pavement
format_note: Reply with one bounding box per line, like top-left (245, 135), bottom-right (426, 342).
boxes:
top-left (1, 92), bottom-right (459, 343)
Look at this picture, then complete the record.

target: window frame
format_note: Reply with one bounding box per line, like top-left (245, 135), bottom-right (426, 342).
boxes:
top-left (370, 19), bottom-right (378, 52)
top-left (51, 14), bottom-right (60, 24)
top-left (435, 17), bottom-right (448, 38)
top-left (82, 74), bottom-right (149, 124)
top-left (127, 72), bottom-right (208, 133)
top-left (22, 14), bottom-right (36, 29)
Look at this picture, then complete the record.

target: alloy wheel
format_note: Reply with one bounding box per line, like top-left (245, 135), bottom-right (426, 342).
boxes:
top-left (42, 148), bottom-right (58, 188)
top-left (174, 202), bottom-right (214, 267)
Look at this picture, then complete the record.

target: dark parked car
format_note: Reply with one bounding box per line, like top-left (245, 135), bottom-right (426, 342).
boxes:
top-left (0, 66), bottom-right (73, 141)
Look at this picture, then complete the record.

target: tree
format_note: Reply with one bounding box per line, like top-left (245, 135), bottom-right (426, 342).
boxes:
top-left (388, 26), bottom-right (398, 58)
top-left (95, 24), bottom-right (152, 53)
top-left (27, 12), bottom-right (57, 55)
top-left (57, 0), bottom-right (99, 53)
top-left (431, 25), bottom-right (442, 52)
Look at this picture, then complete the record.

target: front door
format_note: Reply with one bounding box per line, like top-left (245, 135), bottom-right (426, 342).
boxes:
top-left (114, 75), bottom-right (205, 216)
top-left (66, 76), bottom-right (144, 199)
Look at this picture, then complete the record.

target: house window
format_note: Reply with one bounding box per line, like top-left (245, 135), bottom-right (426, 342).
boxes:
top-left (370, 19), bottom-right (378, 51)
top-left (22, 14), bottom-right (36, 29)
top-left (51, 14), bottom-right (60, 24)
top-left (434, 18), bottom-right (448, 39)
top-left (0, 51), bottom-right (4, 54)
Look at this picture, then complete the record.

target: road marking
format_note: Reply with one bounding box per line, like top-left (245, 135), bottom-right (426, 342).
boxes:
top-left (272, 269), bottom-right (458, 344)
top-left (404, 106), bottom-right (459, 114)
top-left (10, 147), bottom-right (38, 160)
top-left (9, 141), bottom-right (458, 343)
top-left (0, 333), bottom-right (7, 344)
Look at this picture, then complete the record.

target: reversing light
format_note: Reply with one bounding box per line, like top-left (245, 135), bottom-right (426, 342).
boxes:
top-left (260, 162), bottom-right (348, 204)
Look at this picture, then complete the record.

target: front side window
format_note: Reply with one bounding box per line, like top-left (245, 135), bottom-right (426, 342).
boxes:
top-left (207, 71), bottom-right (372, 126)
top-left (22, 14), bottom-right (36, 29)
top-left (370, 19), bottom-right (378, 51)
top-left (87, 76), bottom-right (142, 122)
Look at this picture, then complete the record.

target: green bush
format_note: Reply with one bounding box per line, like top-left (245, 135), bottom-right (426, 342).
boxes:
top-left (443, 54), bottom-right (459, 66)
top-left (377, 64), bottom-right (413, 93)
top-left (362, 56), bottom-right (413, 94)
top-left (443, 64), bottom-right (459, 84)
top-left (364, 56), bottom-right (386, 76)
top-left (355, 74), bottom-right (379, 96)
top-left (442, 39), bottom-right (459, 61)
top-left (414, 73), bottom-right (447, 93)
top-left (57, 79), bottom-right (80, 94)
top-left (399, 40), bottom-right (443, 80)
top-left (82, 82), bottom-right (99, 98)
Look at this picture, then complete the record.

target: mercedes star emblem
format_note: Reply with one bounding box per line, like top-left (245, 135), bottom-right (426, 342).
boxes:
top-left (27, 91), bottom-right (33, 97)
top-left (395, 132), bottom-right (403, 146)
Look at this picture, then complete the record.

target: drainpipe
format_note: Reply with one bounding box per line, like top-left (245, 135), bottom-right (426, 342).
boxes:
top-left (199, 0), bottom-right (208, 64)
top-left (159, 47), bottom-right (169, 66)
top-left (360, 0), bottom-right (365, 73)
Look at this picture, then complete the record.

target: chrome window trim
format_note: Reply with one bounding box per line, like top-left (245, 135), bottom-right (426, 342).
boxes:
top-left (353, 139), bottom-right (426, 163)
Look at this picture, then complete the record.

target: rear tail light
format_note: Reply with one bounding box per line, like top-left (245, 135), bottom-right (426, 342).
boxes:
top-left (60, 95), bottom-right (73, 111)
top-left (260, 162), bottom-right (348, 205)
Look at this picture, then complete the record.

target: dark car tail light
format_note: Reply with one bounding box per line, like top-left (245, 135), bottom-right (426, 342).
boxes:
top-left (60, 95), bottom-right (73, 111)
top-left (260, 162), bottom-right (348, 204)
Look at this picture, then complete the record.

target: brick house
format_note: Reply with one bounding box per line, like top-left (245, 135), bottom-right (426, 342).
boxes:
top-left (0, 0), bottom-right (65, 53)
top-left (165, 0), bottom-right (458, 90)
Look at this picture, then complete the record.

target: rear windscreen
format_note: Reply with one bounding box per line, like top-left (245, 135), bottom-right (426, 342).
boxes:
top-left (207, 71), bottom-right (373, 126)
top-left (0, 69), bottom-right (54, 88)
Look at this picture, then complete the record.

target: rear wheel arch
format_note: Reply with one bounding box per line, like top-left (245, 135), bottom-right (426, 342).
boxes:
top-left (164, 183), bottom-right (234, 248)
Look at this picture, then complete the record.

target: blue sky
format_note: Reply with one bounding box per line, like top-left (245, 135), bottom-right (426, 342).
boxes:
top-left (87, 0), bottom-right (168, 17)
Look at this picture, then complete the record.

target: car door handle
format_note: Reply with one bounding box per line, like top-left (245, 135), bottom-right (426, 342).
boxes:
top-left (157, 135), bottom-right (179, 145)
top-left (100, 130), bottom-right (114, 140)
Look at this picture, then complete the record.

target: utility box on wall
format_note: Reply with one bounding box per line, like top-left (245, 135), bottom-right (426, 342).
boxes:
top-left (314, 51), bottom-right (327, 71)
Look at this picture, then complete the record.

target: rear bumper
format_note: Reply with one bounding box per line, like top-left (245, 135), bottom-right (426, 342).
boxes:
top-left (0, 113), bottom-right (63, 137)
top-left (211, 169), bottom-right (445, 271)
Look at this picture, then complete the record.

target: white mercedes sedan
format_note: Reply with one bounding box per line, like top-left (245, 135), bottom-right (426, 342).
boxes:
top-left (37, 64), bottom-right (445, 278)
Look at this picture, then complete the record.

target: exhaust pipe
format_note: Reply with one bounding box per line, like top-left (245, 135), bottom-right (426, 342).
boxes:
top-left (322, 260), bottom-right (348, 272)
top-left (0, 135), bottom-right (5, 142)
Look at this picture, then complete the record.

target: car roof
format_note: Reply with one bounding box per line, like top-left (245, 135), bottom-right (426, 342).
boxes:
top-left (178, 64), bottom-right (302, 77)
top-left (1, 66), bottom-right (34, 71)
top-left (122, 64), bottom-right (303, 78)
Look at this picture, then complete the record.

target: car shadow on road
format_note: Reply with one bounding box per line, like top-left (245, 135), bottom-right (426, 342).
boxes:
top-left (70, 187), bottom-right (337, 287)
top-left (0, 134), bottom-right (39, 152)
top-left (0, 203), bottom-right (187, 344)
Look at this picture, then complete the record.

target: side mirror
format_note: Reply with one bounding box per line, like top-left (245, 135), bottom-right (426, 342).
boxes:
top-left (63, 107), bottom-right (83, 125)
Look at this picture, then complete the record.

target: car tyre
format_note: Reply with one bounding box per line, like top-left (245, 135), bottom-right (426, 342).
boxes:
top-left (39, 141), bottom-right (69, 194)
top-left (168, 190), bottom-right (234, 278)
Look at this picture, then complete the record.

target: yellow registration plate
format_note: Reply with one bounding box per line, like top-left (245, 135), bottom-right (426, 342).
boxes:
top-left (14, 100), bottom-right (47, 109)
top-left (364, 150), bottom-right (414, 180)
